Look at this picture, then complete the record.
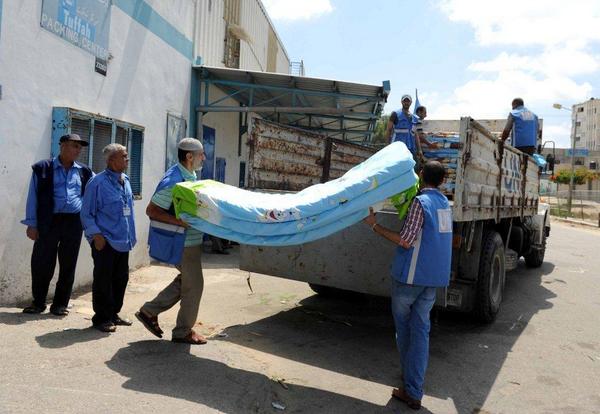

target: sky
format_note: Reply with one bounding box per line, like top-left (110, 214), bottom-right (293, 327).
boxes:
top-left (261, 0), bottom-right (600, 147)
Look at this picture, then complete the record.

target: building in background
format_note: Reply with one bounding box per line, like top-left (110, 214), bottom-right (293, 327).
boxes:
top-left (572, 98), bottom-right (600, 151)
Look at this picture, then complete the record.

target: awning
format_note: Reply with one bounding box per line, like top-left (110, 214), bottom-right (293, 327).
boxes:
top-left (193, 65), bottom-right (390, 143)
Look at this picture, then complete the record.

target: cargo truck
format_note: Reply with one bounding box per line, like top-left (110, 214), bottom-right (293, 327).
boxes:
top-left (240, 117), bottom-right (550, 322)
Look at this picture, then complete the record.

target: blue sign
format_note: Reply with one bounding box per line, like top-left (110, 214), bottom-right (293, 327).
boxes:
top-left (40, 0), bottom-right (111, 59)
top-left (566, 148), bottom-right (589, 157)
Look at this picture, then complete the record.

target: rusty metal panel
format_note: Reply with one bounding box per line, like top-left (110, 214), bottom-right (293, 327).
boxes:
top-left (247, 119), bottom-right (377, 190)
top-left (248, 118), bottom-right (326, 190)
top-left (328, 139), bottom-right (376, 179)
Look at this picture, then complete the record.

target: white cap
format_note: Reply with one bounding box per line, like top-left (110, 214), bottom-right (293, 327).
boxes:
top-left (178, 137), bottom-right (203, 151)
top-left (401, 94), bottom-right (412, 102)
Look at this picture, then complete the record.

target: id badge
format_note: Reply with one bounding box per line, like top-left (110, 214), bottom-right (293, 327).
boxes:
top-left (123, 206), bottom-right (131, 216)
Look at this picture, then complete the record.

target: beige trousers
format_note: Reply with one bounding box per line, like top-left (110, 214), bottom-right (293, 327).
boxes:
top-left (142, 245), bottom-right (204, 338)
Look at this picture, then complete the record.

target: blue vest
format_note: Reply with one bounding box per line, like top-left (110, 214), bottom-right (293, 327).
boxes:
top-left (391, 189), bottom-right (453, 287)
top-left (32, 159), bottom-right (92, 236)
top-left (147, 165), bottom-right (186, 264)
top-left (392, 111), bottom-right (416, 154)
top-left (511, 106), bottom-right (538, 148)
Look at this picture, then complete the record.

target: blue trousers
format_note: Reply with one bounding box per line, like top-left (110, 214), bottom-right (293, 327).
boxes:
top-left (391, 280), bottom-right (437, 400)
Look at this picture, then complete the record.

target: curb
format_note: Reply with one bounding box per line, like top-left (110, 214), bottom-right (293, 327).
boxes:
top-left (550, 216), bottom-right (600, 228)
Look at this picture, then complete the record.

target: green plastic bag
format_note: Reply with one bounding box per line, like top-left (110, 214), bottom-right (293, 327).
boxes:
top-left (389, 180), bottom-right (419, 220)
top-left (172, 180), bottom-right (220, 219)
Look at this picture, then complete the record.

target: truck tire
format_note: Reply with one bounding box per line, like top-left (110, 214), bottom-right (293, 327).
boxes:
top-left (475, 231), bottom-right (506, 323)
top-left (524, 233), bottom-right (546, 268)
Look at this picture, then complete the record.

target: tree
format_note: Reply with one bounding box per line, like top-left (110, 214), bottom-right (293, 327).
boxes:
top-left (371, 115), bottom-right (390, 145)
top-left (550, 168), bottom-right (598, 187)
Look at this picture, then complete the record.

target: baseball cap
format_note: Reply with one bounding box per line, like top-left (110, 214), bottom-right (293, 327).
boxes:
top-left (59, 133), bottom-right (89, 146)
top-left (401, 94), bottom-right (412, 102)
top-left (178, 137), bottom-right (204, 152)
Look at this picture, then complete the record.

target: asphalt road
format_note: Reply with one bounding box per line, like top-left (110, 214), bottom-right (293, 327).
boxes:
top-left (1, 219), bottom-right (599, 413)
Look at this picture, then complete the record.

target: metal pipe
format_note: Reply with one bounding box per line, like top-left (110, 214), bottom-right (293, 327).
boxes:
top-left (568, 118), bottom-right (576, 214)
top-left (196, 105), bottom-right (378, 118)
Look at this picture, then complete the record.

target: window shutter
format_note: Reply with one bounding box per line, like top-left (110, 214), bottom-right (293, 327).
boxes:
top-left (129, 129), bottom-right (144, 196)
top-left (116, 125), bottom-right (128, 147)
top-left (91, 121), bottom-right (112, 173)
top-left (71, 118), bottom-right (91, 166)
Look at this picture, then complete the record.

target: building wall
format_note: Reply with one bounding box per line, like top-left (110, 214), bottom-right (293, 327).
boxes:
top-left (201, 86), bottom-right (248, 187)
top-left (0, 0), bottom-right (193, 305)
top-left (0, 0), bottom-right (291, 305)
top-left (572, 98), bottom-right (600, 151)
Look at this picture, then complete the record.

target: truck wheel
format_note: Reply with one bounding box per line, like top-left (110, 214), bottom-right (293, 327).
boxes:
top-left (524, 233), bottom-right (546, 268)
top-left (475, 231), bottom-right (506, 323)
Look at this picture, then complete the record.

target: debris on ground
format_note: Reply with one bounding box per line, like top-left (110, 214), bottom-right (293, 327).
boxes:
top-left (246, 272), bottom-right (254, 294)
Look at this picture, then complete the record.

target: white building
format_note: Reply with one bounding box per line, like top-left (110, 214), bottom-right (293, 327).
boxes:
top-left (572, 98), bottom-right (600, 151)
top-left (0, 0), bottom-right (291, 305)
top-left (0, 0), bottom-right (388, 305)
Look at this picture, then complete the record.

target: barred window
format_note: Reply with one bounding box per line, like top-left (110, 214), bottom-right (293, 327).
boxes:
top-left (52, 107), bottom-right (144, 197)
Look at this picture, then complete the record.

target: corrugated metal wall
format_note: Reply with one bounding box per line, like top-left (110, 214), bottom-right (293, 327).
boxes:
top-left (239, 0), bottom-right (268, 71)
top-left (196, 0), bottom-right (226, 66)
top-left (266, 26), bottom-right (277, 72)
top-left (194, 0), bottom-right (290, 72)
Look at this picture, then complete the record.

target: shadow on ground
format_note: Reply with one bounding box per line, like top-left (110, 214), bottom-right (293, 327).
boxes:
top-left (214, 260), bottom-right (556, 413)
top-left (105, 340), bottom-right (420, 413)
top-left (0, 311), bottom-right (58, 325)
top-left (35, 327), bottom-right (110, 348)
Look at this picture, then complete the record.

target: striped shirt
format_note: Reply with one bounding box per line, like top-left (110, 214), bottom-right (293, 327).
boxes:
top-left (399, 197), bottom-right (424, 247)
top-left (151, 163), bottom-right (204, 247)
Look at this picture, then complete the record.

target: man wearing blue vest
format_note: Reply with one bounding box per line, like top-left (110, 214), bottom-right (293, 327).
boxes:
top-left (501, 97), bottom-right (540, 155)
top-left (136, 138), bottom-right (208, 345)
top-left (364, 161), bottom-right (452, 410)
top-left (386, 95), bottom-right (418, 154)
top-left (81, 144), bottom-right (136, 333)
top-left (386, 95), bottom-right (433, 171)
top-left (21, 134), bottom-right (93, 316)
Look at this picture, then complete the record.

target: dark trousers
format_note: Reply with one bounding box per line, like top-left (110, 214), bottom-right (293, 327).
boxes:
top-left (31, 213), bottom-right (83, 309)
top-left (91, 242), bottom-right (129, 325)
top-left (517, 146), bottom-right (536, 155)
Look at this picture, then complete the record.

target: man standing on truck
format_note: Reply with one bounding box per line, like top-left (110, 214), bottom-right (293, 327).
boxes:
top-left (386, 95), bottom-right (419, 154)
top-left (501, 98), bottom-right (539, 155)
top-left (364, 161), bottom-right (452, 410)
top-left (413, 106), bottom-right (438, 152)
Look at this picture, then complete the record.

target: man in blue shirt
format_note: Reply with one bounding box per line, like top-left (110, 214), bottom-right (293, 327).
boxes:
top-left (501, 97), bottom-right (540, 155)
top-left (364, 161), bottom-right (452, 410)
top-left (81, 144), bottom-right (136, 333)
top-left (136, 138), bottom-right (208, 345)
top-left (21, 134), bottom-right (93, 316)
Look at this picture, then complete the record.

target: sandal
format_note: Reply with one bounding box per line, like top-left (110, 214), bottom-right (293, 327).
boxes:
top-left (135, 310), bottom-right (163, 338)
top-left (172, 330), bottom-right (207, 345)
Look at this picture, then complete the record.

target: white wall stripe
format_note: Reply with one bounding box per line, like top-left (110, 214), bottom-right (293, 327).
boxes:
top-left (150, 220), bottom-right (186, 233)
